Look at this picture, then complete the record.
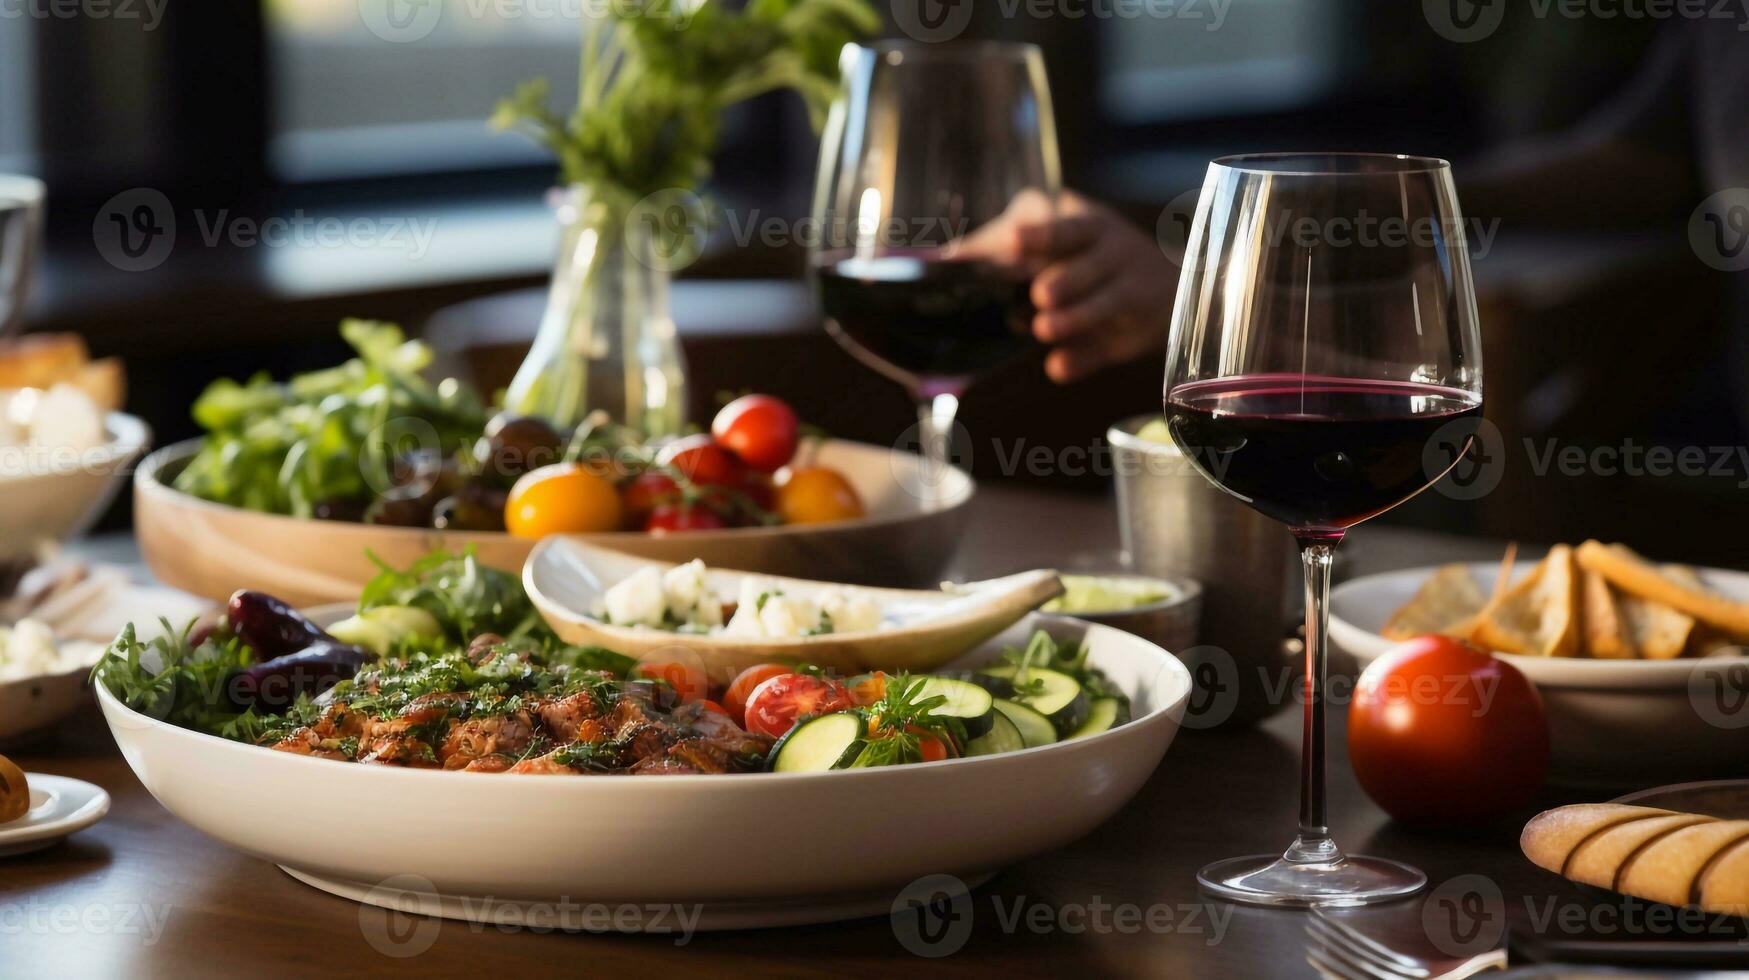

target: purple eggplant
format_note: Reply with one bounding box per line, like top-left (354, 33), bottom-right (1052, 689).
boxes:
top-left (228, 641), bottom-right (372, 712)
top-left (226, 590), bottom-right (332, 660)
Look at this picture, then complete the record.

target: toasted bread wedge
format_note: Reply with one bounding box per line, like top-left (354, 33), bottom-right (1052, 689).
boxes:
top-left (1580, 568), bottom-right (1634, 659)
top-left (1381, 564), bottom-right (1487, 641)
top-left (1577, 541), bottom-right (1749, 639)
top-left (0, 334), bottom-right (89, 390)
top-left (1472, 546), bottom-right (1579, 657)
top-left (1520, 804), bottom-right (1677, 876)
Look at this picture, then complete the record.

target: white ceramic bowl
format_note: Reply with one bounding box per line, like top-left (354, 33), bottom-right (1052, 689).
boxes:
top-left (1331, 562), bottom-right (1749, 789)
top-left (524, 537), bottom-right (1064, 681)
top-left (96, 613), bottom-right (1188, 929)
top-left (136, 437), bottom-right (974, 606)
top-left (0, 648), bottom-right (104, 744)
top-left (0, 411), bottom-right (150, 560)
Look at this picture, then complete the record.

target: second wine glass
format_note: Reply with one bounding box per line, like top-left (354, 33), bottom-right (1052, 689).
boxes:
top-left (809, 41), bottom-right (1059, 494)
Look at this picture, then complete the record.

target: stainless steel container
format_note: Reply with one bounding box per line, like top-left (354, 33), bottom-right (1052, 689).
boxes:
top-left (1108, 415), bottom-right (1299, 727)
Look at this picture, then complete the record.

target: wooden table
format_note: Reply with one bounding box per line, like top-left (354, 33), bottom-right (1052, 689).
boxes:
top-left (2, 486), bottom-right (1605, 978)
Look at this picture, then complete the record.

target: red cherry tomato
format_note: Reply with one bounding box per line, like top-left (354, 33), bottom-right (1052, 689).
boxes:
top-left (658, 434), bottom-right (745, 489)
top-left (1348, 635), bottom-right (1549, 825)
top-left (711, 395), bottom-right (800, 473)
top-left (644, 502), bottom-right (727, 534)
top-left (741, 673), bottom-right (855, 739)
top-left (723, 663), bottom-right (792, 726)
top-left (907, 726), bottom-right (952, 763)
top-left (632, 660), bottom-right (709, 704)
top-left (621, 472), bottom-right (680, 526)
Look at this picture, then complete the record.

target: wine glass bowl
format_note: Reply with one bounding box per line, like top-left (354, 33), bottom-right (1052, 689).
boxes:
top-left (1165, 153), bottom-right (1484, 907)
top-left (809, 42), bottom-right (1059, 489)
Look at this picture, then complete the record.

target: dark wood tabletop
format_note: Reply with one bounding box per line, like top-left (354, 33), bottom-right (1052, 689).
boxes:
top-left (0, 487), bottom-right (1643, 979)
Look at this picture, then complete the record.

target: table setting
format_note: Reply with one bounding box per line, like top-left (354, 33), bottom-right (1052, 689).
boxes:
top-left (4, 7), bottom-right (1749, 979)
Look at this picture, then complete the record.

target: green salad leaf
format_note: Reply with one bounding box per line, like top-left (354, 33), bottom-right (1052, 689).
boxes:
top-left (173, 320), bottom-right (487, 518)
top-left (357, 548), bottom-right (545, 644)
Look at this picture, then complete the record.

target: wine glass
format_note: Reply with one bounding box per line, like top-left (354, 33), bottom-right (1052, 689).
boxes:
top-left (0, 175), bottom-right (45, 339)
top-left (809, 41), bottom-right (1059, 494)
top-left (1164, 153), bottom-right (1484, 907)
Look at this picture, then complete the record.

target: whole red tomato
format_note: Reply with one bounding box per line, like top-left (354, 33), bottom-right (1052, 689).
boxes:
top-left (1348, 635), bottom-right (1549, 825)
top-left (658, 434), bottom-right (745, 489)
top-left (741, 673), bottom-right (855, 738)
top-left (644, 502), bottom-right (727, 533)
top-left (711, 395), bottom-right (800, 473)
top-left (620, 471), bottom-right (680, 526)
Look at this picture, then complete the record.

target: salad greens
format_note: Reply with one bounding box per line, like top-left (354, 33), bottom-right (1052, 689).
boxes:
top-left (358, 549), bottom-right (544, 644)
top-left (173, 320), bottom-right (486, 518)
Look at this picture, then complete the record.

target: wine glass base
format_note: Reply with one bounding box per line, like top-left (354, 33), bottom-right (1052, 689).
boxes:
top-left (1197, 853), bottom-right (1426, 909)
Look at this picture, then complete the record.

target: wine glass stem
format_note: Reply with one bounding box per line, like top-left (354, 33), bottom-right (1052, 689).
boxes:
top-left (1286, 534), bottom-right (1342, 866)
top-left (914, 391), bottom-right (960, 508)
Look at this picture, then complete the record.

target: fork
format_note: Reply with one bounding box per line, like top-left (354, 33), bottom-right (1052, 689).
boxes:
top-left (1306, 906), bottom-right (1506, 980)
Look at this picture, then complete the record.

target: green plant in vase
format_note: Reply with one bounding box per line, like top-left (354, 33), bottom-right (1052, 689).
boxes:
top-left (492, 0), bottom-right (878, 438)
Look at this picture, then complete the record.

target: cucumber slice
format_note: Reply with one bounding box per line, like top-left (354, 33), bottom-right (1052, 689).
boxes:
top-left (911, 677), bottom-right (995, 738)
top-left (964, 711), bottom-right (1025, 757)
top-left (990, 699), bottom-right (1057, 749)
top-left (979, 665), bottom-right (1089, 735)
top-left (768, 712), bottom-right (864, 773)
top-left (1067, 698), bottom-right (1128, 740)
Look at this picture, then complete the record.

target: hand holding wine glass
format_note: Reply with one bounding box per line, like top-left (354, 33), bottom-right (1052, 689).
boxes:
top-left (1165, 153), bottom-right (1485, 907)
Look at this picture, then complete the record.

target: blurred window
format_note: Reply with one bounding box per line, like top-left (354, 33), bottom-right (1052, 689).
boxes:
top-left (0, 20), bottom-right (33, 172)
top-left (1099, 0), bottom-right (1342, 124)
top-left (266, 0), bottom-right (587, 181)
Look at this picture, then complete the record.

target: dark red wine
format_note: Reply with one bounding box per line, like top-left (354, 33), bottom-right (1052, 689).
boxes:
top-left (1165, 375), bottom-right (1482, 533)
top-left (816, 252), bottom-right (1036, 393)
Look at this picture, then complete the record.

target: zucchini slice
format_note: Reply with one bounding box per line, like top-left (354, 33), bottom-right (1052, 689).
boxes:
top-left (768, 712), bottom-right (864, 772)
top-left (911, 677), bottom-right (995, 738)
top-left (979, 664), bottom-right (1089, 735)
top-left (1067, 698), bottom-right (1128, 740)
top-left (964, 710), bottom-right (1025, 757)
top-left (990, 699), bottom-right (1057, 749)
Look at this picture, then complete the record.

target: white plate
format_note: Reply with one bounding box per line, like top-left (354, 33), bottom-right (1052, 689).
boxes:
top-left (1331, 562), bottom-right (1749, 789)
top-left (0, 774), bottom-right (110, 857)
top-left (97, 614), bottom-right (1189, 929)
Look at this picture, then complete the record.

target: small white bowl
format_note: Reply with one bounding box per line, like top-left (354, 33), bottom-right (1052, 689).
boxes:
top-left (97, 613), bottom-right (1189, 928)
top-left (0, 645), bottom-right (105, 745)
top-left (0, 411), bottom-right (150, 559)
top-left (1331, 562), bottom-right (1749, 789)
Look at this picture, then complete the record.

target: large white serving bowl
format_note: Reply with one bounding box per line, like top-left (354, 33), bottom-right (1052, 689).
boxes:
top-left (1330, 562), bottom-right (1749, 789)
top-left (0, 410), bottom-right (150, 560)
top-left (96, 613), bottom-right (1189, 929)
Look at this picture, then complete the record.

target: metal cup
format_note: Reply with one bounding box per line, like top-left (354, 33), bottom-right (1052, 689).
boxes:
top-left (1108, 415), bottom-right (1299, 727)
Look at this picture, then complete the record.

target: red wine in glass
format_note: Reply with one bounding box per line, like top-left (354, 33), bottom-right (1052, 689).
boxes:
top-left (815, 250), bottom-right (1037, 395)
top-left (1164, 374), bottom-right (1482, 533)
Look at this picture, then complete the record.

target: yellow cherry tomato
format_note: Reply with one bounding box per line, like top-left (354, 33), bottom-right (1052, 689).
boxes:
top-left (504, 463), bottom-right (622, 538)
top-left (775, 466), bottom-right (865, 525)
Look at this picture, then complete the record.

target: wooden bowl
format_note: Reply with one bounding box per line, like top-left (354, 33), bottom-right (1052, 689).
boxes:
top-left (135, 438), bottom-right (975, 606)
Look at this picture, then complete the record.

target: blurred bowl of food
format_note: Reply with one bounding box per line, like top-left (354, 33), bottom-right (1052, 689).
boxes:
top-left (1038, 572), bottom-right (1201, 659)
top-left (0, 334), bottom-right (148, 559)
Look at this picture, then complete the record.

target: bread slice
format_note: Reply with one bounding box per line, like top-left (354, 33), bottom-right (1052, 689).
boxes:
top-left (1580, 568), bottom-right (1634, 659)
top-left (1618, 590), bottom-right (1696, 660)
top-left (1566, 813), bottom-right (1716, 888)
top-left (1577, 541), bottom-right (1749, 639)
top-left (1521, 804), bottom-right (1676, 875)
top-left (1472, 546), bottom-right (1579, 657)
top-left (1619, 820), bottom-right (1749, 909)
top-left (1700, 837), bottom-right (1749, 916)
top-left (1381, 564), bottom-right (1487, 641)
